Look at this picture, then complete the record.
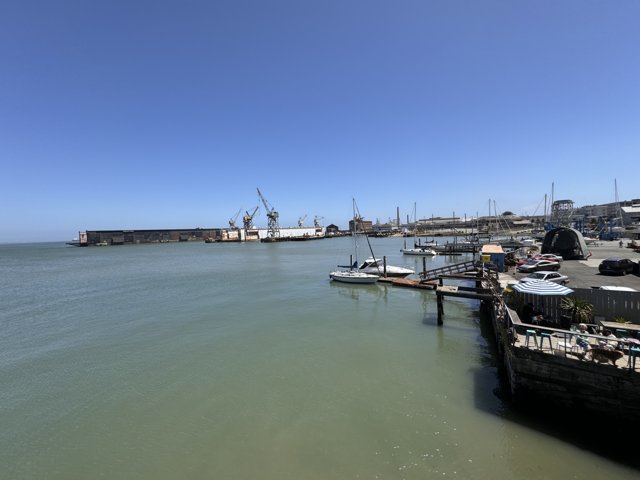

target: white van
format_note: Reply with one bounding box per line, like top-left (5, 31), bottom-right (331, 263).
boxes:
top-left (598, 286), bottom-right (638, 292)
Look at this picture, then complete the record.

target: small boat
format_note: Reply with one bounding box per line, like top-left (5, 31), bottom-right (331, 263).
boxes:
top-left (330, 199), bottom-right (379, 285)
top-left (357, 257), bottom-right (414, 277)
top-left (329, 270), bottom-right (379, 284)
top-left (401, 202), bottom-right (437, 256)
top-left (401, 247), bottom-right (437, 256)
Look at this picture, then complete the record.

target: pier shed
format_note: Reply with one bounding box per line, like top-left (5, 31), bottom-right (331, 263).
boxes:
top-left (481, 244), bottom-right (505, 272)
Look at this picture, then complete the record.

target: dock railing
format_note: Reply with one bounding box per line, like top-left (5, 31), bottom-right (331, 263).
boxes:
top-left (419, 260), bottom-right (477, 282)
top-left (506, 307), bottom-right (640, 371)
top-left (513, 288), bottom-right (640, 325)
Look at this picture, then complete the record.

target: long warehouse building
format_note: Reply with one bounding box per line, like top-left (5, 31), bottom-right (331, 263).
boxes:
top-left (71, 226), bottom-right (325, 246)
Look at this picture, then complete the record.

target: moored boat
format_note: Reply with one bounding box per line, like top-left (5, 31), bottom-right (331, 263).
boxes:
top-left (358, 257), bottom-right (415, 277)
top-left (401, 247), bottom-right (437, 256)
top-left (329, 270), bottom-right (379, 284)
top-left (330, 199), bottom-right (380, 285)
top-left (401, 203), bottom-right (438, 256)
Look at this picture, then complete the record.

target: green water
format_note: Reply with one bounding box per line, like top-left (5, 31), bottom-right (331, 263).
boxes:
top-left (0, 239), bottom-right (637, 479)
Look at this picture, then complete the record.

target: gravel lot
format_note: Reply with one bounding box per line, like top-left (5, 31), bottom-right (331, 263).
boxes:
top-left (508, 240), bottom-right (640, 290)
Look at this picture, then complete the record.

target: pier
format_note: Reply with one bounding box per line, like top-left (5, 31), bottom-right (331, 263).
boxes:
top-left (381, 256), bottom-right (640, 423)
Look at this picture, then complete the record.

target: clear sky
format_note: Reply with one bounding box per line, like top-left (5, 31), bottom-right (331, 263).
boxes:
top-left (1, 0), bottom-right (639, 242)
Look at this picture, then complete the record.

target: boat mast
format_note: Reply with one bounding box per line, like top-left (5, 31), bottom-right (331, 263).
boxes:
top-left (353, 198), bottom-right (380, 273)
top-left (352, 198), bottom-right (358, 268)
top-left (487, 199), bottom-right (491, 240)
top-left (615, 178), bottom-right (624, 228)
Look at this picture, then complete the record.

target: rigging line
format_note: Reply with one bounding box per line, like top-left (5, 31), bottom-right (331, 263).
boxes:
top-left (531, 196), bottom-right (545, 217)
top-left (493, 201), bottom-right (515, 236)
top-left (353, 198), bottom-right (381, 274)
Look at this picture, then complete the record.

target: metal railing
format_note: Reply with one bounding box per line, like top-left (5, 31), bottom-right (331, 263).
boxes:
top-left (505, 307), bottom-right (640, 370)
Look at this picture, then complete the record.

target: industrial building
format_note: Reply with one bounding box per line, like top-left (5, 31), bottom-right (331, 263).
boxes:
top-left (71, 226), bottom-right (325, 246)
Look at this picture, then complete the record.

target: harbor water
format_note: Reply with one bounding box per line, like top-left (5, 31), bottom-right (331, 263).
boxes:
top-left (1, 238), bottom-right (637, 479)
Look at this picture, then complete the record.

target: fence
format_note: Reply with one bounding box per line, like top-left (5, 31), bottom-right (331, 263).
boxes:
top-left (573, 288), bottom-right (640, 323)
top-left (515, 289), bottom-right (640, 324)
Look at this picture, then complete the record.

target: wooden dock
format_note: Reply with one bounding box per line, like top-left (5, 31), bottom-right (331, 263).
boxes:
top-left (379, 259), bottom-right (497, 327)
top-left (434, 243), bottom-right (482, 254)
top-left (379, 258), bottom-right (640, 422)
top-left (377, 277), bottom-right (437, 289)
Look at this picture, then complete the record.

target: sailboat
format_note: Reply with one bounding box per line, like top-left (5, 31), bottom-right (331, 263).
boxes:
top-left (401, 203), bottom-right (437, 256)
top-left (330, 200), bottom-right (379, 284)
top-left (356, 257), bottom-right (415, 277)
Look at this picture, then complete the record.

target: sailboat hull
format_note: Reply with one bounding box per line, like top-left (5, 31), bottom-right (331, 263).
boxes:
top-left (401, 248), bottom-right (437, 256)
top-left (329, 271), bottom-right (379, 284)
top-left (358, 257), bottom-right (415, 277)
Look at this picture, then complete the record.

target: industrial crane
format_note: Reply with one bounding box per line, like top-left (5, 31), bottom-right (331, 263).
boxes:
top-left (243, 206), bottom-right (259, 230)
top-left (313, 216), bottom-right (324, 227)
top-left (298, 214), bottom-right (307, 227)
top-left (256, 188), bottom-right (280, 238)
top-left (229, 208), bottom-right (242, 229)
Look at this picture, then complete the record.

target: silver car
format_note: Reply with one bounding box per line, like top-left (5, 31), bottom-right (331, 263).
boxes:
top-left (520, 271), bottom-right (569, 285)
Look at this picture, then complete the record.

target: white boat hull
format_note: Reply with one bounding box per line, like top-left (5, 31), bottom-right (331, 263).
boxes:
top-left (357, 257), bottom-right (415, 277)
top-left (329, 270), bottom-right (379, 284)
top-left (401, 248), bottom-right (437, 256)
top-left (359, 266), bottom-right (414, 277)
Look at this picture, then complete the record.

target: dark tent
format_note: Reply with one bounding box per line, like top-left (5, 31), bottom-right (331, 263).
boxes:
top-left (541, 227), bottom-right (590, 260)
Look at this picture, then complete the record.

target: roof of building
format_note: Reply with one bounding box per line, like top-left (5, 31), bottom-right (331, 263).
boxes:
top-left (622, 205), bottom-right (640, 214)
top-left (481, 244), bottom-right (504, 254)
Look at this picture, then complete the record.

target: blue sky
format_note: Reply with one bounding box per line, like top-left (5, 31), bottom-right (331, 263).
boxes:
top-left (1, 1), bottom-right (639, 242)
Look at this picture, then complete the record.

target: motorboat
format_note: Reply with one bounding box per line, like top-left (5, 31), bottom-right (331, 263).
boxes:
top-left (402, 202), bottom-right (438, 257)
top-left (329, 270), bottom-right (379, 284)
top-left (401, 247), bottom-right (437, 256)
top-left (357, 257), bottom-right (415, 277)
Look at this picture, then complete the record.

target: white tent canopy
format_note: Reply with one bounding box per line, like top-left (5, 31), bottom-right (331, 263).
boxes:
top-left (512, 279), bottom-right (574, 296)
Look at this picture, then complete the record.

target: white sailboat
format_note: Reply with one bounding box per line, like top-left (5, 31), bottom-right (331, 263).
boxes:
top-left (357, 257), bottom-right (415, 277)
top-left (329, 269), bottom-right (379, 284)
top-left (330, 200), bottom-right (379, 284)
top-left (401, 246), bottom-right (437, 256)
top-left (401, 203), bottom-right (437, 256)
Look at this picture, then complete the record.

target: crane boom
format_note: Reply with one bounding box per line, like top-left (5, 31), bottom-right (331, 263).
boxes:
top-left (229, 208), bottom-right (242, 229)
top-left (243, 206), bottom-right (259, 229)
top-left (256, 188), bottom-right (280, 238)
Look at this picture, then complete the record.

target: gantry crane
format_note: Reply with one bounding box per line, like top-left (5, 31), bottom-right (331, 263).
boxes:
top-left (256, 188), bottom-right (280, 238)
top-left (313, 216), bottom-right (324, 228)
top-left (229, 208), bottom-right (242, 229)
top-left (243, 206), bottom-right (259, 230)
top-left (298, 214), bottom-right (307, 227)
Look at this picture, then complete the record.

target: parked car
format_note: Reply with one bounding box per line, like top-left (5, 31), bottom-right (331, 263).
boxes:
top-left (537, 253), bottom-right (563, 263)
top-left (598, 285), bottom-right (638, 292)
top-left (516, 254), bottom-right (560, 266)
top-left (520, 271), bottom-right (569, 285)
top-left (598, 257), bottom-right (636, 275)
top-left (517, 259), bottom-right (561, 273)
